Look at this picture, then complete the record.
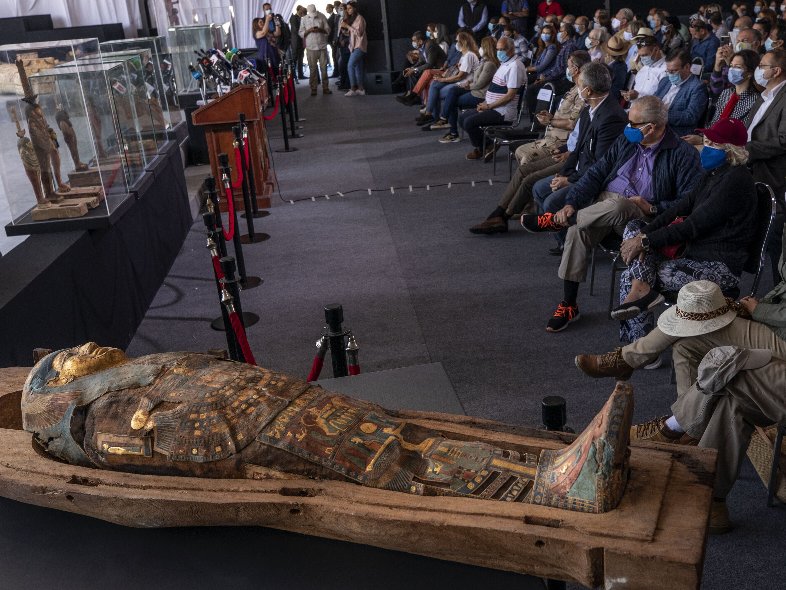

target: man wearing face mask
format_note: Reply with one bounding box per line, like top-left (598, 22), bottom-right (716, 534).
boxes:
top-left (458, 0), bottom-right (489, 43)
top-left (622, 30), bottom-right (667, 102)
top-left (397, 32), bottom-right (447, 103)
top-left (520, 95), bottom-right (700, 333)
top-left (689, 17), bottom-right (721, 70)
top-left (585, 28), bottom-right (607, 61)
top-left (654, 49), bottom-right (708, 136)
top-left (459, 36), bottom-right (525, 160)
top-left (711, 27), bottom-right (763, 95)
top-left (611, 8), bottom-right (633, 36)
top-left (746, 48), bottom-right (786, 277)
top-left (574, 16), bottom-right (590, 50)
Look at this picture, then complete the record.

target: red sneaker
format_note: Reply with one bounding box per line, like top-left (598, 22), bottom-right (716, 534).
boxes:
top-left (546, 301), bottom-right (580, 332)
top-left (521, 212), bottom-right (564, 233)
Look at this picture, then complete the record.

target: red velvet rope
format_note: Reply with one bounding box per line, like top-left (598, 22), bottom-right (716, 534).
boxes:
top-left (287, 75), bottom-right (296, 106)
top-left (232, 144), bottom-right (244, 189)
top-left (282, 79), bottom-right (289, 106)
top-left (228, 310), bottom-right (257, 365)
top-left (262, 93), bottom-right (280, 120)
top-left (306, 356), bottom-right (324, 382)
top-left (222, 186), bottom-right (235, 241)
top-left (211, 255), bottom-right (225, 281)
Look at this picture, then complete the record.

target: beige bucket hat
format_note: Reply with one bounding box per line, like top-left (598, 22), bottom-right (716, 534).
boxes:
top-left (657, 280), bottom-right (738, 337)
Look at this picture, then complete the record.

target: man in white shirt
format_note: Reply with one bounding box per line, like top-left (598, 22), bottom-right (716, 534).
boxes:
top-left (745, 48), bottom-right (786, 276)
top-left (299, 4), bottom-right (332, 95)
top-left (622, 30), bottom-right (667, 101)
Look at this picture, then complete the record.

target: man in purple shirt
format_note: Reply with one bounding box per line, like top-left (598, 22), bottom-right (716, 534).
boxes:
top-left (520, 95), bottom-right (701, 332)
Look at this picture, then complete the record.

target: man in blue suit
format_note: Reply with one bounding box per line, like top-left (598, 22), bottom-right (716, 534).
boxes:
top-left (654, 49), bottom-right (708, 136)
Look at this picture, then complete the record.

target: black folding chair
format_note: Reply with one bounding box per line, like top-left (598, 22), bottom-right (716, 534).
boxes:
top-left (690, 56), bottom-right (704, 78)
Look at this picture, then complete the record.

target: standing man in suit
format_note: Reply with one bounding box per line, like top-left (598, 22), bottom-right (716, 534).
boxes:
top-left (290, 5), bottom-right (307, 80)
top-left (521, 96), bottom-right (701, 332)
top-left (746, 48), bottom-right (786, 278)
top-left (528, 62), bottom-right (628, 236)
top-left (654, 49), bottom-right (708, 136)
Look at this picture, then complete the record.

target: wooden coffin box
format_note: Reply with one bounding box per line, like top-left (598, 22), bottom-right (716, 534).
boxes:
top-left (0, 367), bottom-right (715, 589)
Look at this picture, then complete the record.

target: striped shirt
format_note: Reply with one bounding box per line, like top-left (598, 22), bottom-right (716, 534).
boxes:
top-left (484, 58), bottom-right (526, 121)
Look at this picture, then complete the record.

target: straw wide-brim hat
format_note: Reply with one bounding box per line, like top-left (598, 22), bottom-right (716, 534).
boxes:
top-left (657, 280), bottom-right (738, 338)
top-left (605, 35), bottom-right (631, 56)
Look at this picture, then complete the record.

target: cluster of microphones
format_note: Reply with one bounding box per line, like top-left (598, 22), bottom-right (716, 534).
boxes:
top-left (189, 47), bottom-right (266, 92)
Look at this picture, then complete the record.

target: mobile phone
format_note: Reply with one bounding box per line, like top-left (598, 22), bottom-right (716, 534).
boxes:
top-left (721, 34), bottom-right (730, 45)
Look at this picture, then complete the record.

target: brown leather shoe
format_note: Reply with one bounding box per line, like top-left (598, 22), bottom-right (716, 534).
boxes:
top-left (466, 148), bottom-right (482, 160)
top-left (630, 416), bottom-right (699, 445)
top-left (469, 217), bottom-right (508, 234)
top-left (323, 88), bottom-right (332, 95)
top-left (709, 499), bottom-right (732, 534)
top-left (575, 348), bottom-right (634, 380)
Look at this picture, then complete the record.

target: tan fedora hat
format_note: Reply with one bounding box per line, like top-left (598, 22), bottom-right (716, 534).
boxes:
top-left (632, 27), bottom-right (656, 42)
top-left (605, 35), bottom-right (631, 56)
top-left (657, 281), bottom-right (738, 338)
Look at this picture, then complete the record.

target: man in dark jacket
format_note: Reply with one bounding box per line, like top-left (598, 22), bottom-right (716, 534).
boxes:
top-left (522, 95), bottom-right (701, 332)
top-left (529, 62), bottom-right (628, 235)
top-left (654, 49), bottom-right (708, 136)
top-left (290, 5), bottom-right (306, 79)
top-left (396, 33), bottom-right (447, 104)
top-left (458, 0), bottom-right (489, 42)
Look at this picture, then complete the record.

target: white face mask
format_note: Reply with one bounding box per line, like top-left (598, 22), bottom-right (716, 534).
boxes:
top-left (479, 47), bottom-right (485, 57)
top-left (623, 31), bottom-right (633, 41)
top-left (585, 37), bottom-right (595, 49)
top-left (265, 8), bottom-right (272, 15)
top-left (611, 17), bottom-right (621, 30)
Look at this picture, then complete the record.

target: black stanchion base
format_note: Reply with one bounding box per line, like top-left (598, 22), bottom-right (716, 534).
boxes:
top-left (210, 311), bottom-right (260, 331)
top-left (240, 233), bottom-right (271, 244)
top-left (288, 133), bottom-right (304, 138)
top-left (275, 147), bottom-right (299, 153)
top-left (240, 275), bottom-right (263, 290)
top-left (242, 211), bottom-right (271, 219)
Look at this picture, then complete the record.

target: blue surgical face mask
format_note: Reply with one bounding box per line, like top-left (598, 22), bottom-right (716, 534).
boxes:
top-left (541, 33), bottom-right (552, 42)
top-left (765, 37), bottom-right (775, 50)
top-left (701, 145), bottom-right (727, 170)
top-left (648, 17), bottom-right (657, 28)
top-left (566, 67), bottom-right (573, 82)
top-left (640, 55), bottom-right (654, 67)
top-left (497, 50), bottom-right (511, 62)
top-left (426, 31), bottom-right (432, 39)
top-left (668, 72), bottom-right (682, 85)
top-left (624, 123), bottom-right (648, 143)
top-left (728, 66), bottom-right (746, 84)
top-left (755, 66), bottom-right (769, 86)
top-left (488, 23), bottom-right (495, 31)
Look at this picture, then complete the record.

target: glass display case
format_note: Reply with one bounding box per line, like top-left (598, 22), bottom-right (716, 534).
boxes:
top-left (151, 0), bottom-right (236, 43)
top-left (101, 36), bottom-right (183, 129)
top-left (69, 50), bottom-right (166, 156)
top-left (167, 24), bottom-right (226, 95)
top-left (0, 39), bottom-right (136, 232)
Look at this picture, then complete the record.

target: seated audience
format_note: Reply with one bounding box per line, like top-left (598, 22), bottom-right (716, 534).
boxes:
top-left (418, 31), bottom-right (479, 128)
top-left (662, 15), bottom-right (686, 52)
top-left (468, 51), bottom-right (590, 234)
top-left (400, 29), bottom-right (461, 107)
top-left (435, 36), bottom-right (500, 142)
top-left (458, 0), bottom-right (489, 42)
top-left (612, 119), bottom-right (757, 347)
top-left (574, 15), bottom-right (590, 49)
top-left (654, 49), bottom-right (708, 136)
top-left (397, 31), bottom-right (447, 103)
top-left (520, 96), bottom-right (701, 332)
top-left (501, 0), bottom-right (530, 35)
top-left (526, 20), bottom-right (577, 113)
top-left (622, 29), bottom-right (667, 102)
top-left (459, 36), bottom-right (526, 161)
top-left (526, 23), bottom-right (559, 81)
top-left (585, 27), bottom-right (608, 61)
top-left (766, 19), bottom-right (786, 50)
top-left (710, 27), bottom-right (763, 95)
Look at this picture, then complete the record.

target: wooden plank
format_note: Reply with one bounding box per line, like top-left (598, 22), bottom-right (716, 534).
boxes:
top-left (0, 367), bottom-right (714, 589)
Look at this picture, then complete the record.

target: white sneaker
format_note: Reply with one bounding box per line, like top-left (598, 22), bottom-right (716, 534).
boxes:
top-left (643, 356), bottom-right (663, 370)
top-left (355, 89), bottom-right (366, 95)
top-left (345, 89), bottom-right (356, 96)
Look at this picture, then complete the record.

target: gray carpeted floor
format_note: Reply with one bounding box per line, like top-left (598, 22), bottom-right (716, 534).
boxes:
top-left (128, 89), bottom-right (786, 589)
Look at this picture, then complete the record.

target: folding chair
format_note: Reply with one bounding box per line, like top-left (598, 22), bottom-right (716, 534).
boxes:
top-left (768, 423), bottom-right (786, 507)
top-left (482, 83), bottom-right (556, 176)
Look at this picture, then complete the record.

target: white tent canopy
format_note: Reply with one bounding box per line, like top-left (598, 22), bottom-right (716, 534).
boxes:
top-left (0, 1), bottom-right (301, 48)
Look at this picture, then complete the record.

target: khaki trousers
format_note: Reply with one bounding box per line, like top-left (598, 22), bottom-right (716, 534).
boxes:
top-left (307, 48), bottom-right (329, 91)
top-left (671, 357), bottom-right (786, 498)
top-left (558, 192), bottom-right (649, 283)
top-left (498, 155), bottom-right (562, 216)
top-left (514, 138), bottom-right (560, 164)
top-left (621, 317), bottom-right (786, 396)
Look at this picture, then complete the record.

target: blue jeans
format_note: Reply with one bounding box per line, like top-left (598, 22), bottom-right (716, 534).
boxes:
top-left (441, 86), bottom-right (478, 133)
top-left (347, 48), bottom-right (365, 89)
top-left (426, 81), bottom-right (453, 117)
top-left (533, 177), bottom-right (570, 246)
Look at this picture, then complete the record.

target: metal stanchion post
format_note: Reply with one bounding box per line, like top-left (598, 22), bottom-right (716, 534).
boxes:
top-left (324, 303), bottom-right (349, 378)
top-left (239, 112), bottom-right (269, 219)
top-left (234, 124), bottom-right (268, 244)
top-left (218, 152), bottom-right (262, 290)
top-left (286, 64), bottom-right (302, 138)
top-left (220, 256), bottom-right (260, 329)
top-left (205, 177), bottom-right (227, 258)
top-left (276, 74), bottom-right (297, 153)
top-left (204, 213), bottom-right (241, 354)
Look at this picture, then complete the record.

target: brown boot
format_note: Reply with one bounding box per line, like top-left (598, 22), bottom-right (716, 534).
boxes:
top-left (469, 217), bottom-right (508, 235)
top-left (574, 348), bottom-right (634, 380)
top-left (530, 381), bottom-right (633, 513)
top-left (630, 416), bottom-right (699, 445)
top-left (465, 148), bottom-right (482, 160)
top-left (709, 498), bottom-right (732, 534)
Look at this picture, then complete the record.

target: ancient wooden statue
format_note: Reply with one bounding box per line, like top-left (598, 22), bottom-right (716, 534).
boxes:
top-left (21, 344), bottom-right (632, 513)
top-left (55, 108), bottom-right (88, 172)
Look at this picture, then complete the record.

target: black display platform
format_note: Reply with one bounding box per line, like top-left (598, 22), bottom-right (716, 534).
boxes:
top-left (0, 363), bottom-right (544, 590)
top-left (0, 140), bottom-right (191, 366)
